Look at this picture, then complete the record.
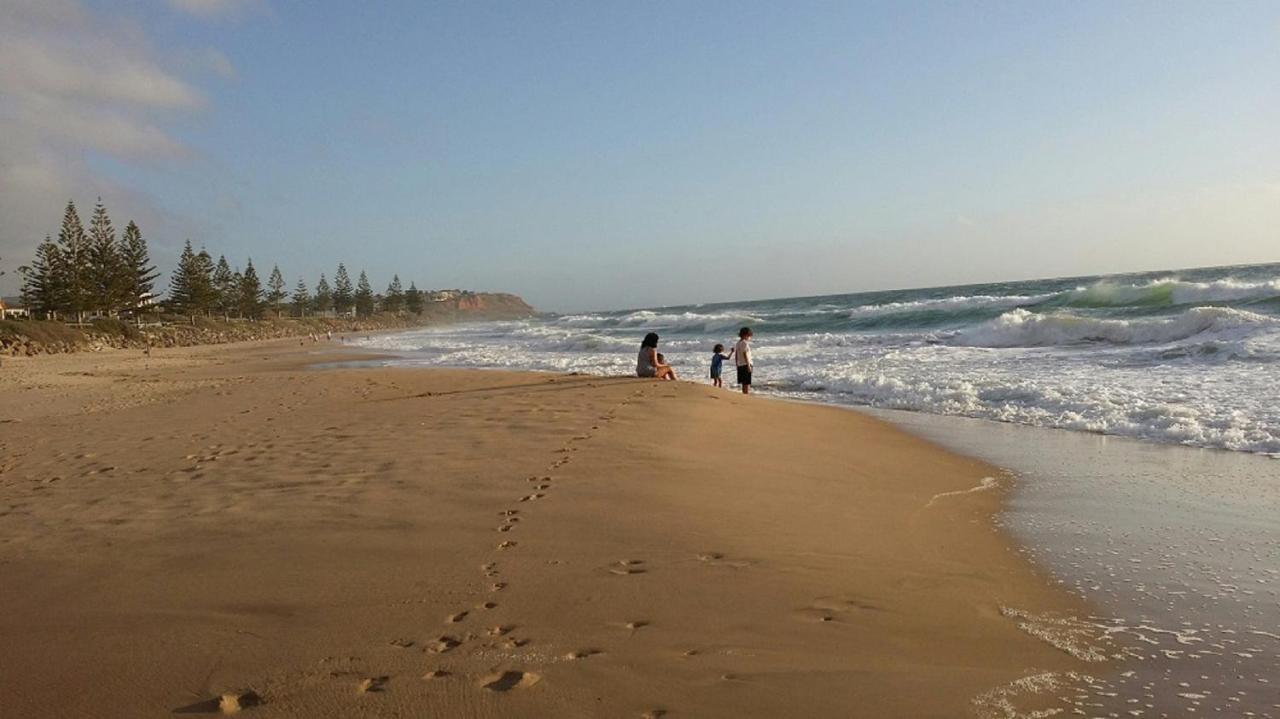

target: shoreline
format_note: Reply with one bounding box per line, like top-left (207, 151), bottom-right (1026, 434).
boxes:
top-left (0, 341), bottom-right (1107, 717)
top-left (869, 407), bottom-right (1280, 716)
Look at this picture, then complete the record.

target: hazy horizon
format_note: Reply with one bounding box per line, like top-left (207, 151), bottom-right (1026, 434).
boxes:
top-left (566, 258), bottom-right (1280, 315)
top-left (2, 0), bottom-right (1277, 312)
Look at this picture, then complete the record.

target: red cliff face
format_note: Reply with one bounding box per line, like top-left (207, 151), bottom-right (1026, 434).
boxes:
top-left (449, 293), bottom-right (536, 318)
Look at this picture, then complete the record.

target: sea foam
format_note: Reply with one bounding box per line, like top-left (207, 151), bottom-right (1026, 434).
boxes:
top-left (357, 263), bottom-right (1280, 456)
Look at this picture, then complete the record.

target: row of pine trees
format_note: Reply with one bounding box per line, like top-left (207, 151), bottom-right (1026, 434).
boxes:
top-left (19, 200), bottom-right (429, 322)
top-left (21, 200), bottom-right (159, 321)
top-left (168, 243), bottom-right (427, 319)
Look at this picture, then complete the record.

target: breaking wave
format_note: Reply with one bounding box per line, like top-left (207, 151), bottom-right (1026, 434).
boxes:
top-left (953, 306), bottom-right (1275, 348)
top-left (358, 263), bottom-right (1280, 455)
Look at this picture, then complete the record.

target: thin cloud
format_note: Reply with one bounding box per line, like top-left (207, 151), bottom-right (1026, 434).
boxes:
top-left (202, 48), bottom-right (238, 80)
top-left (166, 0), bottom-right (264, 20)
top-left (0, 0), bottom-right (219, 289)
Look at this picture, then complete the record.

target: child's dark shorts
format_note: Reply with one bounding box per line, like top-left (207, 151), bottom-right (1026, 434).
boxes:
top-left (736, 365), bottom-right (752, 385)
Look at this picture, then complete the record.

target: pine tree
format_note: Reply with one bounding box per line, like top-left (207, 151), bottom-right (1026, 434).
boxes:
top-left (332, 263), bottom-right (354, 315)
top-left (313, 274), bottom-right (332, 315)
top-left (355, 270), bottom-right (375, 317)
top-left (194, 249), bottom-right (217, 315)
top-left (405, 281), bottom-right (424, 315)
top-left (238, 259), bottom-right (263, 319)
top-left (118, 221), bottom-right (159, 313)
top-left (168, 241), bottom-right (204, 318)
top-left (265, 265), bottom-right (286, 316)
top-left (383, 274), bottom-right (404, 314)
top-left (87, 198), bottom-right (126, 315)
top-left (212, 255), bottom-right (236, 318)
top-left (20, 236), bottom-right (66, 319)
top-left (56, 200), bottom-right (91, 321)
top-left (291, 278), bottom-right (310, 317)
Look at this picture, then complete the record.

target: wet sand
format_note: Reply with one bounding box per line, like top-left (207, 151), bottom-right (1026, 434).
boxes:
top-left (871, 407), bottom-right (1280, 717)
top-left (0, 340), bottom-right (1097, 717)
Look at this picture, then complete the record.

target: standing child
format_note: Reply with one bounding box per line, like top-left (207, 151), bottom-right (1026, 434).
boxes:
top-left (734, 326), bottom-right (754, 395)
top-left (709, 343), bottom-right (733, 388)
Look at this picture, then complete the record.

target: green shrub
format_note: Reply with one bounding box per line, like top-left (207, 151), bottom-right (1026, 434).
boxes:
top-left (90, 318), bottom-right (144, 341)
top-left (0, 319), bottom-right (86, 346)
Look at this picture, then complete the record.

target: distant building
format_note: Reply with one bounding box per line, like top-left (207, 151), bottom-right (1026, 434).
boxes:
top-left (0, 296), bottom-right (29, 320)
top-left (120, 292), bottom-right (160, 315)
top-left (429, 289), bottom-right (459, 302)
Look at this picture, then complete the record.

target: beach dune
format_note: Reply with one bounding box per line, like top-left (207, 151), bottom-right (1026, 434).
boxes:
top-left (0, 341), bottom-right (1092, 717)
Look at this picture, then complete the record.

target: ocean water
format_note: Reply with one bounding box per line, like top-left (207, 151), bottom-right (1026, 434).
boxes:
top-left (358, 262), bottom-right (1280, 456)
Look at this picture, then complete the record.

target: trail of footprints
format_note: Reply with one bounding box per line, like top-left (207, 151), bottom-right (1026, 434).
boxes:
top-left (178, 385), bottom-right (788, 716)
top-left (409, 386), bottom-right (650, 701)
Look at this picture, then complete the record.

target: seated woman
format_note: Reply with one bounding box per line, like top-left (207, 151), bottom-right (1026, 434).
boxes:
top-left (637, 332), bottom-right (677, 380)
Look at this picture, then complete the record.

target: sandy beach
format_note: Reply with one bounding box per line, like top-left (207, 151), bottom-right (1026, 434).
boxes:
top-left (0, 340), bottom-right (1098, 718)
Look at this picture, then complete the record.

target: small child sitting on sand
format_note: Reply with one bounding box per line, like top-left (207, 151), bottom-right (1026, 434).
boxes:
top-left (709, 343), bottom-right (733, 388)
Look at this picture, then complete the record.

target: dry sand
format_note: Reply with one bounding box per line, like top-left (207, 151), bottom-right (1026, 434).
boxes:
top-left (0, 340), bottom-right (1100, 717)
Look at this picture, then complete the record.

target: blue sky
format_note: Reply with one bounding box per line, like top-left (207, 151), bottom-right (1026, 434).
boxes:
top-left (2, 1), bottom-right (1277, 310)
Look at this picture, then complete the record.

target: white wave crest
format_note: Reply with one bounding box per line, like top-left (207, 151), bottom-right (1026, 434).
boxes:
top-left (1067, 277), bottom-right (1280, 307)
top-left (610, 309), bottom-right (762, 333)
top-left (953, 307), bottom-right (1275, 348)
top-left (847, 293), bottom-right (1055, 318)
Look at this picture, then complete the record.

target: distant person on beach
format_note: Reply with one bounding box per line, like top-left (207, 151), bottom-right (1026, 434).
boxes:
top-left (734, 326), bottom-right (753, 394)
top-left (709, 343), bottom-right (733, 388)
top-left (637, 332), bottom-right (676, 380)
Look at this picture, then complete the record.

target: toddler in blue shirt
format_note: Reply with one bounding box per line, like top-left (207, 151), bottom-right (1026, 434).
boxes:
top-left (709, 343), bottom-right (733, 388)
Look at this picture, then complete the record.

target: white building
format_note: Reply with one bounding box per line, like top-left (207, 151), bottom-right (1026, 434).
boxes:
top-left (0, 297), bottom-right (29, 320)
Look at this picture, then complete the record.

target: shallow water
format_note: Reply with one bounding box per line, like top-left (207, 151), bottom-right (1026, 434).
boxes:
top-left (866, 408), bottom-right (1280, 717)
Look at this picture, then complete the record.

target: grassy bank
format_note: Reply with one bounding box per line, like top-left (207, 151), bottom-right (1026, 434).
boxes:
top-left (0, 293), bottom-right (535, 357)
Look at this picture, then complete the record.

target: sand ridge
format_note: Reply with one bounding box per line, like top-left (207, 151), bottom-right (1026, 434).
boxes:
top-left (0, 340), bottom-right (1103, 717)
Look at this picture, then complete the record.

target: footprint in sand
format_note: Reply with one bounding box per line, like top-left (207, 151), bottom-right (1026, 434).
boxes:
top-left (563, 648), bottom-right (604, 660)
top-left (490, 582), bottom-right (507, 592)
top-left (608, 559), bottom-right (647, 576)
top-left (697, 552), bottom-right (754, 569)
top-left (794, 595), bottom-right (883, 623)
top-left (624, 620), bottom-right (650, 630)
top-left (357, 676), bottom-right (389, 694)
top-left (447, 610), bottom-right (468, 623)
top-left (422, 669), bottom-right (450, 680)
top-left (497, 525), bottom-right (514, 533)
top-left (519, 494), bottom-right (544, 502)
top-left (642, 710), bottom-right (668, 719)
top-left (488, 625), bottom-right (515, 636)
top-left (480, 670), bottom-right (541, 692)
top-left (497, 540), bottom-right (517, 550)
top-left (479, 601), bottom-right (498, 610)
top-left (173, 691), bottom-right (262, 714)
top-left (428, 636), bottom-right (461, 653)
